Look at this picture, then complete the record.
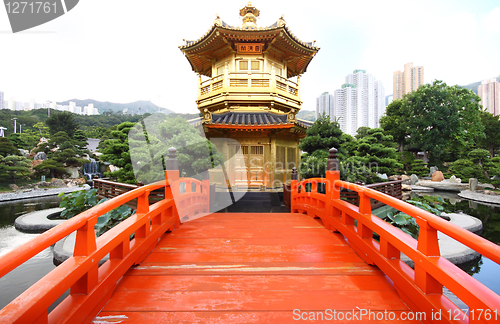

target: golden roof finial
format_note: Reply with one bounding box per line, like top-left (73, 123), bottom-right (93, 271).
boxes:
top-left (239, 2), bottom-right (260, 28)
top-left (214, 14), bottom-right (222, 26)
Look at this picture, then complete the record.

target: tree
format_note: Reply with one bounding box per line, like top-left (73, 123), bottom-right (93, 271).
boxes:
top-left (45, 111), bottom-right (79, 138)
top-left (99, 122), bottom-right (137, 184)
top-left (298, 115), bottom-right (351, 178)
top-left (299, 114), bottom-right (345, 155)
top-left (477, 111), bottom-right (500, 157)
top-left (8, 133), bottom-right (28, 150)
top-left (0, 137), bottom-right (20, 156)
top-left (401, 80), bottom-right (484, 164)
top-left (343, 128), bottom-right (402, 183)
top-left (34, 131), bottom-right (87, 178)
top-left (0, 155), bottom-right (32, 184)
top-left (129, 115), bottom-right (224, 183)
top-left (380, 100), bottom-right (407, 152)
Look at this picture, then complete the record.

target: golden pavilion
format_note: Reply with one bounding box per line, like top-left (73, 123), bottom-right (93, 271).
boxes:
top-left (181, 2), bottom-right (319, 190)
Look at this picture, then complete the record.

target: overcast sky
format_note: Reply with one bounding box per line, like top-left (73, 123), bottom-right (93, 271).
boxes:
top-left (1, 0), bottom-right (499, 114)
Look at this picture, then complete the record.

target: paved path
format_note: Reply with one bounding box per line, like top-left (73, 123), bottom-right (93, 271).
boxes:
top-left (458, 190), bottom-right (500, 206)
top-left (0, 185), bottom-right (90, 202)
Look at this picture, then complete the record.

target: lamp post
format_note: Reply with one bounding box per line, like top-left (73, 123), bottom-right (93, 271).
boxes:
top-left (11, 118), bottom-right (17, 134)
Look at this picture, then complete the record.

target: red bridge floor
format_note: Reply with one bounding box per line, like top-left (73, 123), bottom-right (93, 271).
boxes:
top-left (95, 213), bottom-right (419, 323)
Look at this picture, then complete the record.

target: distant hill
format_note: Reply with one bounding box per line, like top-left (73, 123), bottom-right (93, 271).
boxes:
top-left (58, 99), bottom-right (174, 115)
top-left (297, 109), bottom-right (316, 122)
top-left (460, 75), bottom-right (500, 94)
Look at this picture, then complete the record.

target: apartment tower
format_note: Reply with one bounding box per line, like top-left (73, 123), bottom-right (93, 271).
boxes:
top-left (393, 62), bottom-right (424, 100)
top-left (478, 78), bottom-right (500, 116)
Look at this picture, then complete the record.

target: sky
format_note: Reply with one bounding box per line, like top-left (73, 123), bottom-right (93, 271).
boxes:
top-left (1, 0), bottom-right (499, 114)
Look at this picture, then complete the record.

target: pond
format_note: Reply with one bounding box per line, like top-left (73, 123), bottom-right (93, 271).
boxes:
top-left (0, 196), bottom-right (64, 309)
top-left (410, 191), bottom-right (500, 297)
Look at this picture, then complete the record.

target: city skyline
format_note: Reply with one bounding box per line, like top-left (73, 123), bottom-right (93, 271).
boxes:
top-left (1, 1), bottom-right (499, 114)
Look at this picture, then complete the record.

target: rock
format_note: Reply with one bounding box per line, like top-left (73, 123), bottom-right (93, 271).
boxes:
top-left (376, 173), bottom-right (388, 180)
top-left (9, 184), bottom-right (19, 191)
top-left (33, 152), bottom-right (47, 161)
top-left (107, 165), bottom-right (120, 173)
top-left (449, 175), bottom-right (457, 183)
top-left (18, 149), bottom-right (29, 158)
top-left (388, 175), bottom-right (399, 181)
top-left (51, 178), bottom-right (65, 187)
top-left (402, 184), bottom-right (412, 191)
top-left (469, 178), bottom-right (478, 191)
top-left (401, 174), bottom-right (410, 184)
top-left (65, 166), bottom-right (80, 179)
top-left (66, 182), bottom-right (76, 188)
top-left (74, 177), bottom-right (87, 185)
top-left (432, 171), bottom-right (445, 182)
top-left (429, 166), bottom-right (439, 177)
top-left (484, 190), bottom-right (492, 195)
top-left (410, 174), bottom-right (419, 185)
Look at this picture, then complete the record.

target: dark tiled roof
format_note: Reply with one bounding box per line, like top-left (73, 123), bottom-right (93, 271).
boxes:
top-left (295, 118), bottom-right (314, 128)
top-left (212, 112), bottom-right (288, 126)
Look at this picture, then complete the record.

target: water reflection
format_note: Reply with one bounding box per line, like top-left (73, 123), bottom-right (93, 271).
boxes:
top-left (0, 196), bottom-right (62, 309)
top-left (412, 191), bottom-right (500, 296)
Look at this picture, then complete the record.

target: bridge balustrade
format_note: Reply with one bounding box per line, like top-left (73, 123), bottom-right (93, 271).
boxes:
top-left (291, 148), bottom-right (500, 324)
top-left (0, 148), bottom-right (210, 324)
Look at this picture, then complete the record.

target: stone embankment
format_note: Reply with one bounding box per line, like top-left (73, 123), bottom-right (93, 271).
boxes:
top-left (0, 182), bottom-right (90, 202)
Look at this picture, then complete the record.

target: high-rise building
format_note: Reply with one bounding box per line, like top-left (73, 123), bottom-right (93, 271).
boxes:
top-left (332, 70), bottom-right (385, 136)
top-left (478, 78), bottom-right (500, 116)
top-left (393, 62), bottom-right (424, 100)
top-left (315, 92), bottom-right (334, 120)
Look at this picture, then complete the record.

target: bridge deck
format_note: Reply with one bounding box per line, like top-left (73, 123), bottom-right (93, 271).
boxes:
top-left (95, 213), bottom-right (419, 323)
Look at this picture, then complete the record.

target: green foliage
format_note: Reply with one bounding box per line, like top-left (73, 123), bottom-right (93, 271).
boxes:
top-left (0, 137), bottom-right (20, 156)
top-left (399, 151), bottom-right (428, 177)
top-left (128, 115), bottom-right (224, 183)
top-left (45, 111), bottom-right (80, 138)
top-left (7, 133), bottom-right (28, 149)
top-left (403, 80), bottom-right (484, 163)
top-left (99, 122), bottom-right (137, 184)
top-left (447, 159), bottom-right (484, 182)
top-left (381, 81), bottom-right (484, 164)
top-left (94, 200), bottom-right (134, 236)
top-left (477, 111), bottom-right (500, 157)
top-left (58, 189), bottom-right (98, 219)
top-left (383, 196), bottom-right (449, 239)
top-left (342, 128), bottom-right (402, 183)
top-left (448, 149), bottom-right (500, 184)
top-left (299, 150), bottom-right (328, 178)
top-left (299, 114), bottom-right (345, 154)
top-left (58, 189), bottom-right (134, 236)
top-left (380, 100), bottom-right (407, 152)
top-left (33, 131), bottom-right (88, 178)
top-left (0, 155), bottom-right (32, 184)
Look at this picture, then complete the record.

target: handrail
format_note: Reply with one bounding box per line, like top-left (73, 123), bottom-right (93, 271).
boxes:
top-left (291, 170), bottom-right (500, 323)
top-left (0, 167), bottom-right (210, 323)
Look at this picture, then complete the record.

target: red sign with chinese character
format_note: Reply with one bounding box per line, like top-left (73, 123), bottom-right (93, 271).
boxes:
top-left (237, 43), bottom-right (263, 54)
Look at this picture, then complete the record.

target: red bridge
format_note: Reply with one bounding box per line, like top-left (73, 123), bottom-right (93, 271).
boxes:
top-left (1, 148), bottom-right (500, 323)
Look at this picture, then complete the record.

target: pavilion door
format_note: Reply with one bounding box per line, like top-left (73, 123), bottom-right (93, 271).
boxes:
top-left (233, 145), bottom-right (248, 187)
top-left (232, 145), bottom-right (264, 188)
top-left (248, 145), bottom-right (264, 187)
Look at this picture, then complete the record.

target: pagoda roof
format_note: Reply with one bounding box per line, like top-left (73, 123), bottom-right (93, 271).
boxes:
top-left (180, 20), bottom-right (319, 78)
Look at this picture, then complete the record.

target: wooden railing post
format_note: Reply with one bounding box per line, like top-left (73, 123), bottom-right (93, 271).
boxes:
top-left (326, 148), bottom-right (340, 231)
top-left (415, 220), bottom-right (442, 295)
top-left (165, 147), bottom-right (180, 228)
top-left (290, 167), bottom-right (298, 213)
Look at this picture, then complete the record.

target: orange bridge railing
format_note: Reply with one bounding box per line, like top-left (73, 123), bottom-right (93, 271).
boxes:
top-left (0, 148), bottom-right (210, 324)
top-left (291, 148), bottom-right (500, 324)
